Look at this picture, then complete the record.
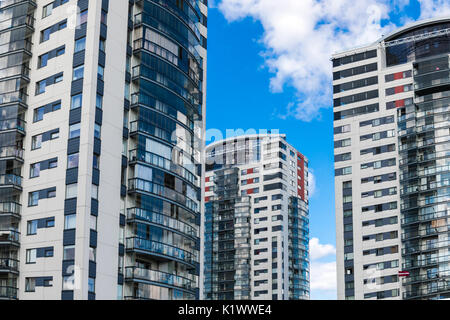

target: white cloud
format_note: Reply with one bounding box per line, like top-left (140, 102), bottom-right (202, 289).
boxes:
top-left (309, 238), bottom-right (337, 297)
top-left (308, 169), bottom-right (317, 197)
top-left (216, 0), bottom-right (449, 121)
top-left (310, 261), bottom-right (337, 291)
top-left (310, 237), bottom-right (336, 260)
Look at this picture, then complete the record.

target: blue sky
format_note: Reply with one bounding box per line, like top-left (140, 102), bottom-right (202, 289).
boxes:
top-left (205, 0), bottom-right (448, 299)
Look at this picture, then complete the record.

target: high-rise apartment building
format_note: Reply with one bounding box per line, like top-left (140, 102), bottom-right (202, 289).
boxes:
top-left (203, 134), bottom-right (310, 300)
top-left (333, 17), bottom-right (450, 300)
top-left (0, 0), bottom-right (207, 300)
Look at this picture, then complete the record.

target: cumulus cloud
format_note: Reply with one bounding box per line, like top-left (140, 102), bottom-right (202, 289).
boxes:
top-left (309, 238), bottom-right (337, 296)
top-left (216, 0), bottom-right (449, 121)
top-left (310, 237), bottom-right (336, 260)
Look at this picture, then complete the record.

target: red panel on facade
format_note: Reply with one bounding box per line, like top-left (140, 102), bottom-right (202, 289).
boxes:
top-left (205, 177), bottom-right (210, 182)
top-left (395, 99), bottom-right (405, 108)
top-left (394, 86), bottom-right (404, 94)
top-left (205, 197), bottom-right (210, 203)
top-left (394, 72), bottom-right (404, 80)
top-left (247, 179), bottom-right (254, 184)
top-left (205, 186), bottom-right (210, 192)
top-left (247, 189), bottom-right (254, 195)
top-left (247, 168), bottom-right (254, 174)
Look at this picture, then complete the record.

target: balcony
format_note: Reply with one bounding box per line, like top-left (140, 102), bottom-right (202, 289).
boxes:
top-left (0, 202), bottom-right (21, 218)
top-left (0, 118), bottom-right (26, 135)
top-left (0, 91), bottom-right (28, 106)
top-left (402, 210), bottom-right (449, 226)
top-left (403, 254), bottom-right (450, 269)
top-left (129, 149), bottom-right (199, 187)
top-left (0, 230), bottom-right (19, 246)
top-left (400, 179), bottom-right (450, 196)
top-left (402, 225), bottom-right (450, 240)
top-left (403, 283), bottom-right (450, 299)
top-left (402, 270), bottom-right (450, 286)
top-left (0, 65), bottom-right (30, 82)
top-left (125, 266), bottom-right (196, 293)
top-left (0, 146), bottom-right (24, 162)
top-left (0, 174), bottom-right (22, 190)
top-left (0, 39), bottom-right (32, 56)
top-left (126, 237), bottom-right (198, 268)
top-left (402, 240), bottom-right (450, 255)
top-left (0, 286), bottom-right (17, 300)
top-left (0, 258), bottom-right (19, 273)
top-left (128, 178), bottom-right (198, 213)
top-left (0, 0), bottom-right (36, 10)
top-left (127, 207), bottom-right (198, 239)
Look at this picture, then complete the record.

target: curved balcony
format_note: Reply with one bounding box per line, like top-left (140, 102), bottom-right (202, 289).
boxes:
top-left (126, 237), bottom-right (198, 268)
top-left (0, 39), bottom-right (32, 56)
top-left (0, 230), bottom-right (20, 247)
top-left (402, 240), bottom-right (450, 255)
top-left (0, 174), bottom-right (22, 190)
top-left (128, 178), bottom-right (198, 213)
top-left (0, 146), bottom-right (24, 162)
top-left (402, 270), bottom-right (450, 286)
top-left (0, 65), bottom-right (30, 82)
top-left (0, 286), bottom-right (17, 300)
top-left (402, 225), bottom-right (450, 240)
top-left (402, 210), bottom-right (449, 226)
top-left (0, 0), bottom-right (36, 10)
top-left (129, 149), bottom-right (198, 187)
top-left (0, 118), bottom-right (26, 135)
top-left (127, 207), bottom-right (198, 239)
top-left (403, 254), bottom-right (450, 269)
top-left (0, 92), bottom-right (28, 106)
top-left (400, 179), bottom-right (450, 196)
top-left (0, 202), bottom-right (21, 218)
top-left (403, 283), bottom-right (450, 299)
top-left (401, 194), bottom-right (449, 211)
top-left (125, 266), bottom-right (196, 293)
top-left (0, 258), bottom-right (19, 274)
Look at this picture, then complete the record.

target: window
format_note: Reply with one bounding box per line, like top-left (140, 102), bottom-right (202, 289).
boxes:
top-left (64, 215), bottom-right (76, 230)
top-left (27, 220), bottom-right (38, 235)
top-left (74, 37), bottom-right (86, 53)
top-left (99, 38), bottom-right (106, 52)
top-left (96, 94), bottom-right (103, 109)
top-left (36, 80), bottom-right (46, 94)
top-left (78, 10), bottom-right (88, 26)
top-left (41, 28), bottom-right (52, 42)
top-left (38, 53), bottom-right (49, 68)
top-left (66, 183), bottom-right (78, 199)
top-left (101, 11), bottom-right (107, 24)
top-left (67, 153), bottom-right (79, 169)
top-left (42, 3), bottom-right (53, 18)
top-left (44, 247), bottom-right (54, 257)
top-left (46, 218), bottom-right (55, 228)
top-left (47, 189), bottom-right (56, 198)
top-left (50, 130), bottom-right (59, 140)
top-left (30, 163), bottom-right (40, 178)
top-left (73, 65), bottom-right (84, 81)
top-left (93, 154), bottom-right (100, 169)
top-left (25, 278), bottom-right (36, 292)
top-left (49, 159), bottom-right (58, 169)
top-left (90, 215), bottom-right (97, 231)
top-left (69, 123), bottom-right (81, 139)
top-left (54, 74), bottom-right (63, 83)
top-left (29, 191), bottom-right (39, 206)
top-left (88, 277), bottom-right (95, 293)
top-left (94, 124), bottom-right (101, 139)
top-left (63, 245), bottom-right (75, 260)
top-left (33, 107), bottom-right (45, 122)
top-left (91, 184), bottom-right (98, 200)
top-left (26, 249), bottom-right (37, 264)
top-left (89, 247), bottom-right (96, 262)
top-left (63, 276), bottom-right (75, 290)
top-left (71, 94), bottom-right (82, 109)
top-left (98, 65), bottom-right (104, 80)
top-left (56, 47), bottom-right (65, 56)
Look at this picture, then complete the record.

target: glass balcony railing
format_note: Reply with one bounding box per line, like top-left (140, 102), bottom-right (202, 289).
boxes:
top-left (127, 207), bottom-right (198, 238)
top-left (0, 118), bottom-right (26, 133)
top-left (0, 39), bottom-right (32, 55)
top-left (402, 270), bottom-right (450, 285)
top-left (403, 254), bottom-right (450, 269)
top-left (128, 178), bottom-right (198, 213)
top-left (403, 240), bottom-right (450, 255)
top-left (400, 179), bottom-right (450, 196)
top-left (0, 91), bottom-right (28, 106)
top-left (126, 237), bottom-right (198, 267)
top-left (0, 202), bottom-right (21, 216)
top-left (0, 229), bottom-right (20, 245)
top-left (0, 174), bottom-right (22, 188)
top-left (0, 14), bottom-right (35, 31)
top-left (125, 267), bottom-right (196, 291)
top-left (0, 0), bottom-right (36, 9)
top-left (402, 210), bottom-right (449, 225)
top-left (0, 286), bottom-right (17, 300)
top-left (402, 225), bottom-right (450, 240)
top-left (403, 283), bottom-right (450, 299)
top-left (0, 258), bottom-right (19, 272)
top-left (0, 146), bottom-right (23, 160)
top-left (129, 149), bottom-right (198, 187)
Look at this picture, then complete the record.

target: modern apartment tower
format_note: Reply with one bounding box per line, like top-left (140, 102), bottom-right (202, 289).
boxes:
top-left (203, 134), bottom-right (310, 300)
top-left (333, 17), bottom-right (450, 300)
top-left (0, 0), bottom-right (207, 300)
